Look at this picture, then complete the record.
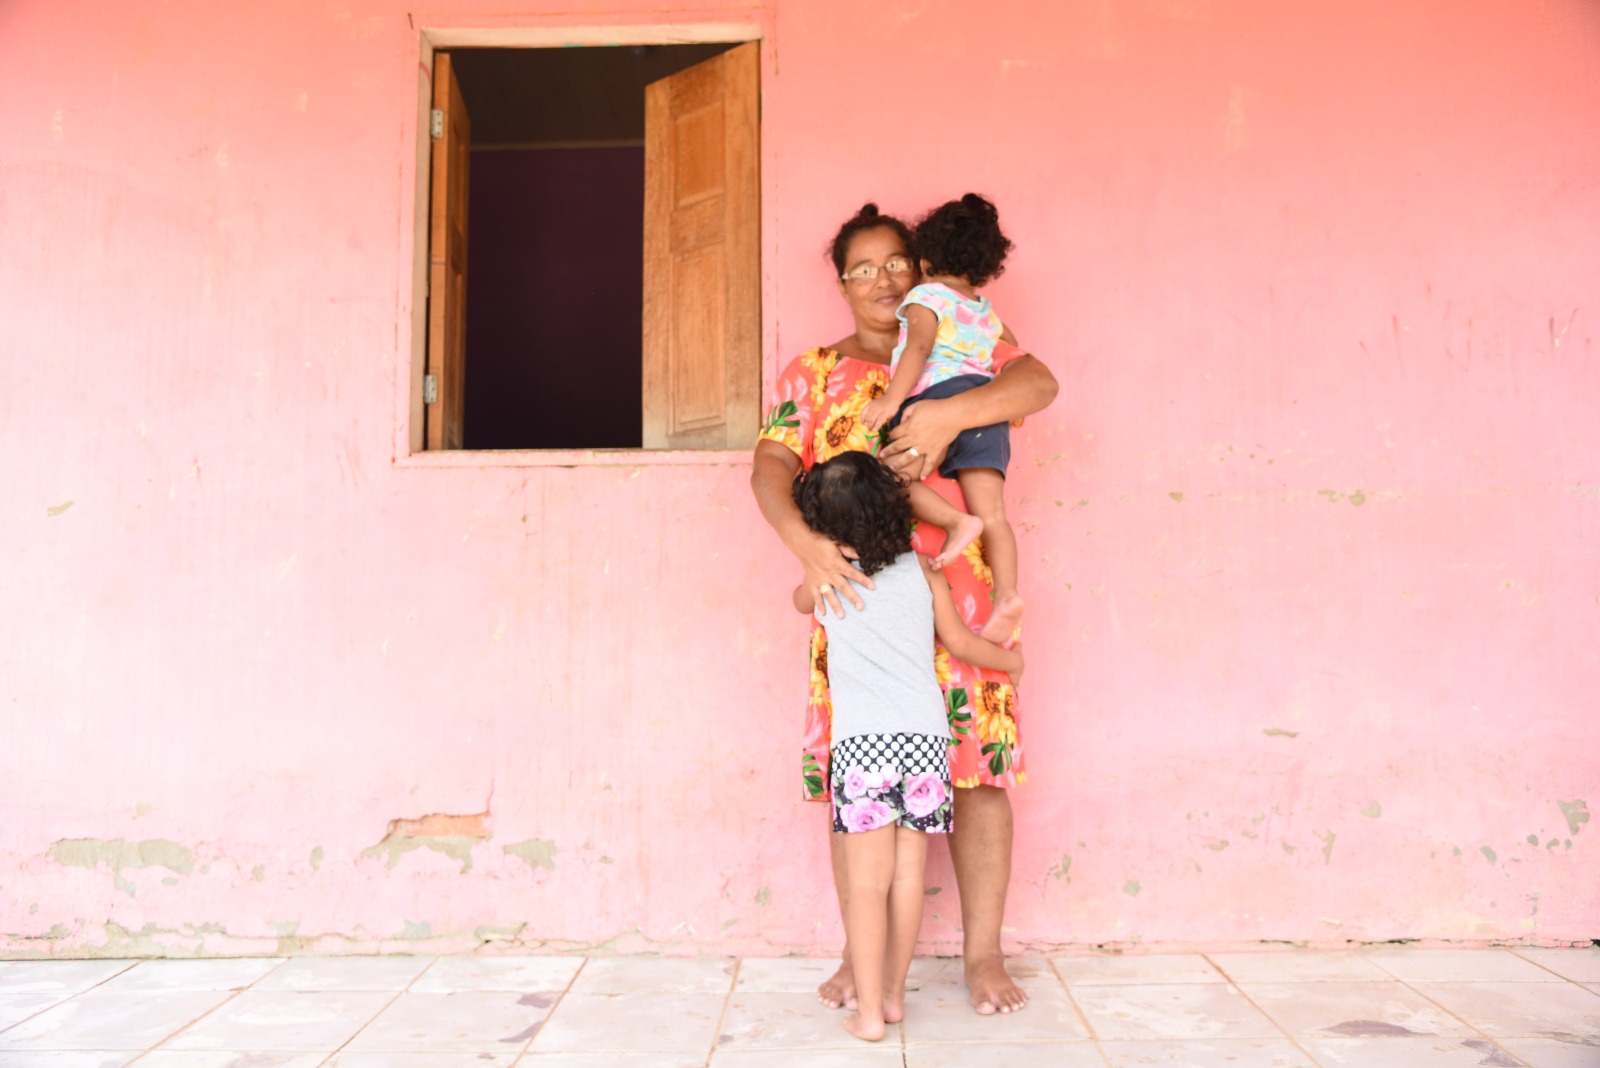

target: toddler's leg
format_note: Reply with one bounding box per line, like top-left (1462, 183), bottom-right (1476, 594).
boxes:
top-left (959, 469), bottom-right (1024, 644)
top-left (841, 826), bottom-right (897, 1041)
top-left (907, 482), bottom-right (984, 571)
top-left (882, 825), bottom-right (930, 1025)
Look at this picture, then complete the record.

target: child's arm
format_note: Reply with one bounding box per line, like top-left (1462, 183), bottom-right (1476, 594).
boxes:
top-left (918, 555), bottom-right (1024, 684)
top-left (859, 306), bottom-right (937, 433)
top-left (792, 581), bottom-right (818, 614)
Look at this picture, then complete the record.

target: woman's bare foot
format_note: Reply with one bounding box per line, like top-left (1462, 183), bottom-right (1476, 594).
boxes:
top-left (932, 514), bottom-right (985, 570)
top-left (843, 1010), bottom-right (887, 1041)
top-left (818, 959), bottom-right (857, 1010)
top-left (978, 591), bottom-right (1024, 645)
top-left (966, 955), bottom-right (1028, 1015)
top-left (882, 987), bottom-right (905, 1024)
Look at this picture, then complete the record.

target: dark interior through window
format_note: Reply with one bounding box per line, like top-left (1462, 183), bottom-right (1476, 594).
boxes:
top-left (450, 44), bottom-right (737, 450)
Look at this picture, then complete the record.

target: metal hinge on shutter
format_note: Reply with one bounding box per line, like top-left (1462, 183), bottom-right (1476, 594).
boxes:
top-left (430, 109), bottom-right (444, 139)
top-left (423, 375), bottom-right (438, 404)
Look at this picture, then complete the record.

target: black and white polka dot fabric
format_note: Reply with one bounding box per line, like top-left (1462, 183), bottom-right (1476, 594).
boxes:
top-left (829, 733), bottom-right (954, 834)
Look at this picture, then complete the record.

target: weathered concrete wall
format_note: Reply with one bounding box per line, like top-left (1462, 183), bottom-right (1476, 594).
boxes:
top-left (2, 0), bottom-right (1596, 957)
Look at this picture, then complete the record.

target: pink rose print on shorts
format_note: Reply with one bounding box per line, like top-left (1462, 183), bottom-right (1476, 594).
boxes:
top-left (862, 766), bottom-right (900, 797)
top-left (842, 766), bottom-right (869, 800)
top-left (842, 799), bottom-right (894, 833)
top-left (902, 771), bottom-right (948, 818)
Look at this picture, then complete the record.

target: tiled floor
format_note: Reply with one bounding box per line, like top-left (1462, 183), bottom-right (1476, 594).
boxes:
top-left (0, 947), bottom-right (1596, 1066)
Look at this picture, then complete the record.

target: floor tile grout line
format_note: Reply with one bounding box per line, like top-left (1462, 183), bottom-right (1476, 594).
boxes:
top-left (1388, 972), bottom-right (1535, 1060)
top-left (1047, 956), bottom-right (1120, 1068)
top-left (510, 952), bottom-right (593, 1065)
top-left (1045, 956), bottom-right (1105, 1042)
top-left (1203, 952), bottom-right (1328, 1067)
top-left (121, 956), bottom-right (301, 1063)
top-left (308, 952), bottom-right (436, 1064)
top-left (0, 990), bottom-right (76, 1037)
top-left (0, 958), bottom-right (144, 1038)
top-left (122, 977), bottom-right (263, 1063)
top-left (1506, 944), bottom-right (1599, 984)
top-left (703, 955), bottom-right (741, 1068)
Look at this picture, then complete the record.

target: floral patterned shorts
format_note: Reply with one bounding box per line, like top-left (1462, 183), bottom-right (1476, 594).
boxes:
top-left (830, 733), bottom-right (954, 835)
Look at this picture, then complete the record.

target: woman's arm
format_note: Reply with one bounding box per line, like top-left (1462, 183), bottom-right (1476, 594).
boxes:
top-left (918, 556), bottom-right (1024, 681)
top-left (881, 351), bottom-right (1058, 481)
top-left (751, 439), bottom-right (874, 616)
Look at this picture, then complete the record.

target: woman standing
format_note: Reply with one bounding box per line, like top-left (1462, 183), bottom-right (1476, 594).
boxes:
top-left (751, 203), bottom-right (1058, 1015)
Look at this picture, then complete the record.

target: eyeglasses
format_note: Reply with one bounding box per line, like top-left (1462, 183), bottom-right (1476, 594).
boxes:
top-left (841, 256), bottom-right (914, 285)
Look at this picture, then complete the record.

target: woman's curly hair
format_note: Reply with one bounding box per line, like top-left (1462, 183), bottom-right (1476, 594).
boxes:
top-left (913, 193), bottom-right (1013, 287)
top-left (792, 452), bottom-right (913, 576)
top-left (827, 202), bottom-right (915, 275)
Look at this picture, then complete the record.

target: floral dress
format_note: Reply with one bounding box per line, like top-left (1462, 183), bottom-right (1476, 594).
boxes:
top-left (759, 345), bottom-right (1028, 800)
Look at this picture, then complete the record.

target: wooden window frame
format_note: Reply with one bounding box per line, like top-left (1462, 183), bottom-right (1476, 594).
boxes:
top-left (397, 22), bottom-right (767, 467)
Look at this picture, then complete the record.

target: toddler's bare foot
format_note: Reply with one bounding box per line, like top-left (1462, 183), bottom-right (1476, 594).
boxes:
top-left (978, 591), bottom-right (1025, 645)
top-left (818, 959), bottom-right (856, 1010)
top-left (932, 514), bottom-right (984, 570)
top-left (843, 1011), bottom-right (887, 1041)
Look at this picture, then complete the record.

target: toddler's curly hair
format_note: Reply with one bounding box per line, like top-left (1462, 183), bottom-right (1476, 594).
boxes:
top-left (914, 193), bottom-right (1013, 287)
top-left (792, 452), bottom-right (913, 577)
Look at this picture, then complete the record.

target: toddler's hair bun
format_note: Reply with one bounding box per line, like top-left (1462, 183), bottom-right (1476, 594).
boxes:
top-left (960, 193), bottom-right (997, 217)
top-left (857, 202), bottom-right (881, 218)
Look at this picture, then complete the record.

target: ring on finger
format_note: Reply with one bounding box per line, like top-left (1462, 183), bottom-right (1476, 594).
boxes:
top-left (907, 446), bottom-right (920, 458)
top-left (818, 583), bottom-right (834, 596)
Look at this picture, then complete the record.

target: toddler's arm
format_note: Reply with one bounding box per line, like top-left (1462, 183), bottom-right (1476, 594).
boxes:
top-left (792, 581), bottom-right (818, 614)
top-left (918, 556), bottom-right (1024, 685)
top-left (860, 305), bottom-right (937, 433)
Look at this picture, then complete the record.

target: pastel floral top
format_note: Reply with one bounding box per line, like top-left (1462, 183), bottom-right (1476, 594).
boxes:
top-left (892, 282), bottom-right (1005, 395)
top-left (759, 344), bottom-right (1028, 800)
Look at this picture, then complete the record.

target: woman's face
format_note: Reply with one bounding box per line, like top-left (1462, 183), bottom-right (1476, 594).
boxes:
top-left (836, 226), bottom-right (917, 332)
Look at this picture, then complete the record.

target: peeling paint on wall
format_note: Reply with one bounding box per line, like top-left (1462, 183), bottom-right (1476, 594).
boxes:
top-left (503, 838), bottom-right (558, 872)
top-left (362, 813), bottom-right (491, 874)
top-left (49, 838), bottom-right (195, 876)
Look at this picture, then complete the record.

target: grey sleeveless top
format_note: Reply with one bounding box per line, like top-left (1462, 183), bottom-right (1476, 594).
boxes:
top-left (815, 551), bottom-right (950, 743)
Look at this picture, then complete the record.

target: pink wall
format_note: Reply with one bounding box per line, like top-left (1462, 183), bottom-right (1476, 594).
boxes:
top-left (2, 0), bottom-right (1597, 958)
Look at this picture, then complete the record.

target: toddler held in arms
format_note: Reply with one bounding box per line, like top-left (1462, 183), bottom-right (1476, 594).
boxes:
top-left (860, 193), bottom-right (1024, 644)
top-left (789, 452), bottom-right (1022, 1041)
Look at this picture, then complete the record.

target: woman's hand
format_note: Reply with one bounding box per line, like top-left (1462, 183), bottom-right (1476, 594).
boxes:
top-left (880, 352), bottom-right (1058, 481)
top-left (750, 441), bottom-right (875, 616)
top-left (796, 528), bottom-right (873, 618)
top-left (880, 397), bottom-right (960, 481)
top-left (1006, 643), bottom-right (1024, 690)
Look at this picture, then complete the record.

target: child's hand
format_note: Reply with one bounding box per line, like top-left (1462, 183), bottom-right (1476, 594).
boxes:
top-left (859, 397), bottom-right (893, 433)
top-left (1006, 643), bottom-right (1024, 690)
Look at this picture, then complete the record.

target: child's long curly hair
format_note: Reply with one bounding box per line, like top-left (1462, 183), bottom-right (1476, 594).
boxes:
top-left (914, 193), bottom-right (1013, 287)
top-left (792, 452), bottom-right (913, 577)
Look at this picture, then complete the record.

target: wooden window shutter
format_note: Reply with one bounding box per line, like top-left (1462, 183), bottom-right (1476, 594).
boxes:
top-left (426, 52), bottom-right (471, 451)
top-left (642, 42), bottom-right (760, 450)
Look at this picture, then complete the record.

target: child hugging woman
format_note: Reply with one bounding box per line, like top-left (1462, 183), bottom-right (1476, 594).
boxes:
top-left (790, 451), bottom-right (1023, 1042)
top-left (859, 193), bottom-right (1025, 644)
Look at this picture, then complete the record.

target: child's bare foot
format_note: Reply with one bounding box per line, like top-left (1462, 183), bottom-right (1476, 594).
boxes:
top-left (818, 959), bottom-right (857, 1010)
top-left (843, 1011), bottom-right (887, 1041)
top-left (932, 514), bottom-right (984, 570)
top-left (882, 989), bottom-right (905, 1024)
top-left (978, 591), bottom-right (1024, 645)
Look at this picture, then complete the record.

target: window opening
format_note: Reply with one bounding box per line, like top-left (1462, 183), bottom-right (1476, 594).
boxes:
top-left (419, 41), bottom-right (758, 453)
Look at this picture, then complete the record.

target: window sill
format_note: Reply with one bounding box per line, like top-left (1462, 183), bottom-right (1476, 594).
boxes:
top-left (396, 448), bottom-right (754, 469)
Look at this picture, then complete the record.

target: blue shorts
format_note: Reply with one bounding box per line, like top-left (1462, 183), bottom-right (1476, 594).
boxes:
top-left (885, 373), bottom-right (1010, 479)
